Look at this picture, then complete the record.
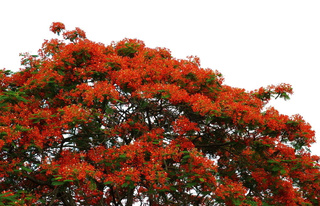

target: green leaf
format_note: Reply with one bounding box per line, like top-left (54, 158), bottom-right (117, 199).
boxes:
top-left (161, 94), bottom-right (171, 99)
top-left (57, 69), bottom-right (65, 76)
top-left (0, 132), bottom-right (8, 137)
top-left (105, 106), bottom-right (114, 114)
top-left (201, 191), bottom-right (211, 195)
top-left (121, 182), bottom-right (129, 188)
top-left (104, 162), bottom-right (112, 166)
top-left (152, 140), bottom-right (160, 144)
top-left (232, 198), bottom-right (242, 206)
top-left (119, 154), bottom-right (126, 158)
top-left (271, 166), bottom-right (280, 172)
top-left (267, 160), bottom-right (279, 164)
top-left (186, 182), bottom-right (197, 187)
top-left (170, 186), bottom-right (177, 191)
top-left (52, 181), bottom-right (64, 186)
top-left (52, 176), bottom-right (63, 181)
top-left (104, 181), bottom-right (113, 185)
top-left (280, 169), bottom-right (286, 175)
top-left (182, 155), bottom-right (190, 159)
top-left (63, 179), bottom-right (73, 182)
top-left (89, 181), bottom-right (97, 190)
top-left (21, 166), bottom-right (32, 173)
top-left (15, 125), bottom-right (31, 132)
top-left (185, 72), bottom-right (197, 81)
top-left (286, 120), bottom-right (299, 126)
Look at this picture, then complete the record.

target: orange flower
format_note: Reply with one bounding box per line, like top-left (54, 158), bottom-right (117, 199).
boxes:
top-left (49, 22), bottom-right (65, 35)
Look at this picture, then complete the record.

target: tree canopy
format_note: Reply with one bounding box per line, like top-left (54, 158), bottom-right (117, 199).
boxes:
top-left (0, 22), bottom-right (319, 205)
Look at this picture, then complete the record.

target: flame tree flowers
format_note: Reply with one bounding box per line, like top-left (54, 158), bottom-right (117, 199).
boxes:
top-left (0, 22), bottom-right (319, 205)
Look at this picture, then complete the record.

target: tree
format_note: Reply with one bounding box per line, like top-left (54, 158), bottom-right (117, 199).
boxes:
top-left (0, 22), bottom-right (319, 206)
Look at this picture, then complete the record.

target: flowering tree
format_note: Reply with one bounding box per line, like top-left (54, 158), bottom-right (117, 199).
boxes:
top-left (0, 22), bottom-right (319, 205)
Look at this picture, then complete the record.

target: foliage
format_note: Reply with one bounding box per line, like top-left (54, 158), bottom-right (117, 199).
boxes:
top-left (0, 22), bottom-right (319, 205)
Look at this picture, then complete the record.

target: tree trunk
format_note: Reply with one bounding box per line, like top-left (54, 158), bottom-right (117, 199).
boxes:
top-left (126, 188), bottom-right (135, 206)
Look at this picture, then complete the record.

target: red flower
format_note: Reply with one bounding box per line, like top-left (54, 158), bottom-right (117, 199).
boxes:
top-left (62, 28), bottom-right (86, 42)
top-left (75, 27), bottom-right (86, 38)
top-left (49, 22), bottom-right (65, 35)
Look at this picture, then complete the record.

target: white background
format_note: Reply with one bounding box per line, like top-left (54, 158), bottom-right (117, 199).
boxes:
top-left (0, 0), bottom-right (319, 155)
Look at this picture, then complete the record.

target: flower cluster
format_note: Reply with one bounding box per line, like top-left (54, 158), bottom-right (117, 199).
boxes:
top-left (0, 22), bottom-right (318, 205)
top-left (49, 22), bottom-right (65, 35)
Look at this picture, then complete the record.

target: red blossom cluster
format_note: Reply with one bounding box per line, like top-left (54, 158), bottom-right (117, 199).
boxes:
top-left (49, 22), bottom-right (65, 35)
top-left (0, 23), bottom-right (319, 205)
top-left (50, 22), bottom-right (86, 42)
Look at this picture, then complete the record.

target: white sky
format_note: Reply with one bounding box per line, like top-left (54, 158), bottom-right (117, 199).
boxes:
top-left (1, 0), bottom-right (319, 155)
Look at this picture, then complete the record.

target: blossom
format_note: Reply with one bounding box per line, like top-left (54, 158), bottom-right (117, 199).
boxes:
top-left (49, 22), bottom-right (65, 35)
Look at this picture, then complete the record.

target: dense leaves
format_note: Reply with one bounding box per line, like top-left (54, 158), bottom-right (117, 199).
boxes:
top-left (0, 22), bottom-right (319, 205)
